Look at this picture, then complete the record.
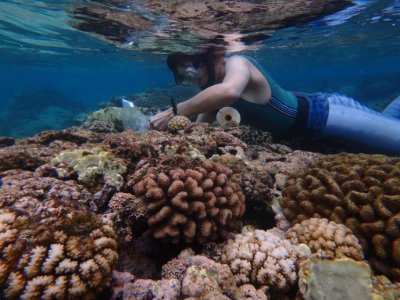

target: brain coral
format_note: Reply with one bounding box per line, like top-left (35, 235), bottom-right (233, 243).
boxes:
top-left (280, 153), bottom-right (400, 279)
top-left (286, 218), bottom-right (364, 261)
top-left (133, 160), bottom-right (245, 244)
top-left (167, 115), bottom-right (191, 133)
top-left (52, 147), bottom-right (127, 189)
top-left (0, 207), bottom-right (118, 299)
top-left (220, 227), bottom-right (310, 292)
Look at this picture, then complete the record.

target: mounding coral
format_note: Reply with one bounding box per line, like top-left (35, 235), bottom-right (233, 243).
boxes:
top-left (280, 153), bottom-right (400, 279)
top-left (0, 207), bottom-right (118, 299)
top-left (286, 218), bottom-right (364, 261)
top-left (167, 115), bottom-right (192, 133)
top-left (220, 227), bottom-right (310, 293)
top-left (131, 159), bottom-right (246, 244)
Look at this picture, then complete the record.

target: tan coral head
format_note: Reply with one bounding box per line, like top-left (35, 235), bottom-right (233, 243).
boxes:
top-left (217, 107), bottom-right (241, 127)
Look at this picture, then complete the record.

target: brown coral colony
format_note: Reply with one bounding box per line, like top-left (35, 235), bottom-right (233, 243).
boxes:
top-left (280, 153), bottom-right (400, 280)
top-left (133, 160), bottom-right (245, 244)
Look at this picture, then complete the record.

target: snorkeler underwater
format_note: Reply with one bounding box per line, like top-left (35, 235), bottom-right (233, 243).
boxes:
top-left (1, 0), bottom-right (400, 299)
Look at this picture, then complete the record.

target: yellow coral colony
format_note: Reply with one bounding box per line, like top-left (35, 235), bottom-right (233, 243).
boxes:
top-left (53, 147), bottom-right (127, 188)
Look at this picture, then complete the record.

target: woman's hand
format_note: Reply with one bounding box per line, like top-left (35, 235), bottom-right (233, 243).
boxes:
top-left (148, 108), bottom-right (174, 131)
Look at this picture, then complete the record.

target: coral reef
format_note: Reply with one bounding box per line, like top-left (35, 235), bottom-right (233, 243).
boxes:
top-left (0, 169), bottom-right (97, 212)
top-left (113, 254), bottom-right (268, 300)
top-left (131, 159), bottom-right (245, 244)
top-left (167, 115), bottom-right (192, 133)
top-left (239, 170), bottom-right (274, 208)
top-left (0, 136), bottom-right (14, 148)
top-left (220, 227), bottom-right (310, 292)
top-left (286, 218), bottom-right (364, 261)
top-left (238, 125), bottom-right (273, 147)
top-left (83, 107), bottom-right (126, 132)
top-left (183, 122), bottom-right (247, 150)
top-left (52, 147), bottom-right (127, 189)
top-left (162, 249), bottom-right (268, 299)
top-left (297, 257), bottom-right (373, 300)
top-left (31, 128), bottom-right (104, 145)
top-left (372, 275), bottom-right (400, 300)
top-left (83, 106), bottom-right (150, 132)
top-left (0, 207), bottom-right (118, 299)
top-left (161, 248), bottom-right (195, 282)
top-left (111, 271), bottom-right (181, 300)
top-left (258, 150), bottom-right (319, 192)
top-left (0, 143), bottom-right (56, 172)
top-left (280, 153), bottom-right (400, 279)
top-left (181, 256), bottom-right (238, 299)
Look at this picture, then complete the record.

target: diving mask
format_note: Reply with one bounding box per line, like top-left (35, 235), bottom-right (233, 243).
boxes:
top-left (178, 66), bottom-right (200, 85)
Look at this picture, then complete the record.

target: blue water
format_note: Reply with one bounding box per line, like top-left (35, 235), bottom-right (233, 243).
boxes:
top-left (1, 0), bottom-right (400, 137)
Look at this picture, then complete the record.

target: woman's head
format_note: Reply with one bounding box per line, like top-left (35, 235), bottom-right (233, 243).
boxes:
top-left (167, 48), bottom-right (225, 89)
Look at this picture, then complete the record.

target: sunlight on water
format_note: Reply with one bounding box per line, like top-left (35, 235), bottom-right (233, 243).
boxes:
top-left (0, 1), bottom-right (75, 49)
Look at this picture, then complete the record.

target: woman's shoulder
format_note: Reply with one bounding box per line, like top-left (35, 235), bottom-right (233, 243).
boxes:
top-left (226, 55), bottom-right (251, 67)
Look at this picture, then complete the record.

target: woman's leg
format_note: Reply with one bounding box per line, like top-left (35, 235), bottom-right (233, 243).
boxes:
top-left (382, 95), bottom-right (400, 119)
top-left (319, 93), bottom-right (400, 154)
top-left (196, 111), bottom-right (217, 123)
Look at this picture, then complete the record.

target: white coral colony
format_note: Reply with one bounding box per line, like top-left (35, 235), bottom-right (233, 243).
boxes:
top-left (217, 107), bottom-right (241, 127)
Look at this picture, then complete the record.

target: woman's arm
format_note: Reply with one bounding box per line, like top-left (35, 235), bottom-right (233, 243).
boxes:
top-left (196, 111), bottom-right (217, 123)
top-left (149, 56), bottom-right (251, 130)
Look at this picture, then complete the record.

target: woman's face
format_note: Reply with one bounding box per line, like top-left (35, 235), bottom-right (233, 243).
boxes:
top-left (176, 60), bottom-right (208, 87)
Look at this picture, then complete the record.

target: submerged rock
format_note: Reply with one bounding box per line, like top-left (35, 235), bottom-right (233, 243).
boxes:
top-left (298, 257), bottom-right (373, 300)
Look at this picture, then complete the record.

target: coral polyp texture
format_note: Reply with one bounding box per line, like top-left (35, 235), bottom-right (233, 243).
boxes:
top-left (0, 170), bottom-right (96, 212)
top-left (0, 208), bottom-right (118, 300)
top-left (52, 147), bottom-right (127, 189)
top-left (286, 218), bottom-right (364, 261)
top-left (133, 160), bottom-right (245, 244)
top-left (280, 153), bottom-right (400, 279)
top-left (220, 227), bottom-right (310, 292)
top-left (167, 115), bottom-right (191, 133)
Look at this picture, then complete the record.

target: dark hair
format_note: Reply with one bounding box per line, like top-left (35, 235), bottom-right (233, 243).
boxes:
top-left (166, 48), bottom-right (219, 89)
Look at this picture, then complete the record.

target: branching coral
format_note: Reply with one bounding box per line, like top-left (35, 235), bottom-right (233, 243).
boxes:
top-left (161, 249), bottom-right (268, 300)
top-left (286, 218), bottom-right (364, 261)
top-left (280, 153), bottom-right (400, 279)
top-left (0, 207), bottom-right (118, 299)
top-left (132, 159), bottom-right (245, 244)
top-left (220, 227), bottom-right (310, 292)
